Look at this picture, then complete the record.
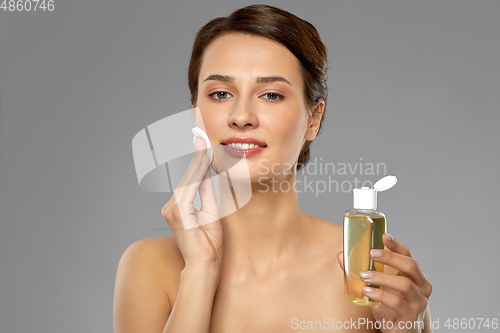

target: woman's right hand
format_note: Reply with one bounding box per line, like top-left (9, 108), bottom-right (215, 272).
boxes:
top-left (161, 137), bottom-right (223, 274)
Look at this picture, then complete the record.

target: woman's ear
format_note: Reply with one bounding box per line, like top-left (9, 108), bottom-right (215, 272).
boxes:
top-left (304, 99), bottom-right (325, 141)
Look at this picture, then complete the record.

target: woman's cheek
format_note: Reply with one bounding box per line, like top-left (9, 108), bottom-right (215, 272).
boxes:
top-left (268, 112), bottom-right (306, 167)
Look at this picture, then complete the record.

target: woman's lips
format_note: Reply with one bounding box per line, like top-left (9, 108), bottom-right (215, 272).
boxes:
top-left (221, 144), bottom-right (266, 158)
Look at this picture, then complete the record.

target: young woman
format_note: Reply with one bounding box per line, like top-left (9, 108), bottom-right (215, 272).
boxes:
top-left (114, 5), bottom-right (433, 332)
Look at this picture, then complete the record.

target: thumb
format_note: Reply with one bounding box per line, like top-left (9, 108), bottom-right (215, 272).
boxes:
top-left (336, 251), bottom-right (345, 272)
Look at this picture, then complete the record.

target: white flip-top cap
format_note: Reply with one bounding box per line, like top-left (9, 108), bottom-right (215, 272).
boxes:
top-left (192, 127), bottom-right (213, 163)
top-left (353, 175), bottom-right (398, 210)
top-left (374, 175), bottom-right (398, 192)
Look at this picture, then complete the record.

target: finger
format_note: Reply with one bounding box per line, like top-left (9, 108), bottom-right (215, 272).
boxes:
top-left (337, 251), bottom-right (344, 272)
top-left (198, 167), bottom-right (220, 224)
top-left (162, 198), bottom-right (198, 232)
top-left (361, 286), bottom-right (412, 319)
top-left (383, 233), bottom-right (412, 258)
top-left (383, 233), bottom-right (432, 297)
top-left (174, 138), bottom-right (210, 206)
top-left (360, 271), bottom-right (428, 311)
top-left (161, 196), bottom-right (179, 229)
top-left (370, 248), bottom-right (427, 288)
top-left (173, 140), bottom-right (210, 230)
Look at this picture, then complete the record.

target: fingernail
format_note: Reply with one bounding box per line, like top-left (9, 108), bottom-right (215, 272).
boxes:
top-left (362, 286), bottom-right (374, 294)
top-left (370, 249), bottom-right (383, 258)
top-left (385, 233), bottom-right (394, 242)
top-left (360, 271), bottom-right (374, 280)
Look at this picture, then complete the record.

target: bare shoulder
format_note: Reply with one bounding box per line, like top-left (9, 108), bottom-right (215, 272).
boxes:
top-left (298, 214), bottom-right (343, 260)
top-left (309, 215), bottom-right (343, 245)
top-left (120, 235), bottom-right (184, 271)
top-left (125, 235), bottom-right (185, 296)
top-left (114, 235), bottom-right (184, 332)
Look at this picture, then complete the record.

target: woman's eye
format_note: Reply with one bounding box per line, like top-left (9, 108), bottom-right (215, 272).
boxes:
top-left (209, 91), bottom-right (232, 101)
top-left (262, 93), bottom-right (284, 102)
top-left (208, 91), bottom-right (284, 102)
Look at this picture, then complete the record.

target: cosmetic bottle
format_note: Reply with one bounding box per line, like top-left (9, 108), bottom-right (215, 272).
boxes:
top-left (343, 175), bottom-right (397, 306)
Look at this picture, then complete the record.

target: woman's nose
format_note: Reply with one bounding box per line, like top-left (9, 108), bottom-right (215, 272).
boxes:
top-left (227, 99), bottom-right (259, 129)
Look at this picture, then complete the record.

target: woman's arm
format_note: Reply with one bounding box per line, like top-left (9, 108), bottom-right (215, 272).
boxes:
top-left (163, 264), bottom-right (219, 333)
top-left (114, 138), bottom-right (223, 332)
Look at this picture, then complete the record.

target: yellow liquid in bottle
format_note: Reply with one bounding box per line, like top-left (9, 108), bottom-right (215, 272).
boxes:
top-left (343, 213), bottom-right (386, 306)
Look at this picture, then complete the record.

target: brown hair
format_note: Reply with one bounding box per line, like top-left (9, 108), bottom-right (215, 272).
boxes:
top-left (188, 4), bottom-right (328, 170)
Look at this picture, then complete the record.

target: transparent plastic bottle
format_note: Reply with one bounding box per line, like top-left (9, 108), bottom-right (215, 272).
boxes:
top-left (343, 175), bottom-right (397, 306)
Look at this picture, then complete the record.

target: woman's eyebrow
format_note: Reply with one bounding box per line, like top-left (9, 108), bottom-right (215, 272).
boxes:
top-left (203, 74), bottom-right (291, 85)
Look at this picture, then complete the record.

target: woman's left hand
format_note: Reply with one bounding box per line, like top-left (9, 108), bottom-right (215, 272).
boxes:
top-left (337, 233), bottom-right (433, 333)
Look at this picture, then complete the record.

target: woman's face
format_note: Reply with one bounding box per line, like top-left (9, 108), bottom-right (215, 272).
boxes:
top-left (194, 32), bottom-right (321, 180)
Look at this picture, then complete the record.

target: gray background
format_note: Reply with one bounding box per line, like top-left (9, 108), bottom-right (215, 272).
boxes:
top-left (1, 0), bottom-right (499, 332)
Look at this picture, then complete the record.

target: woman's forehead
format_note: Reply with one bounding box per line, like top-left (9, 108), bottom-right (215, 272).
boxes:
top-left (199, 33), bottom-right (303, 85)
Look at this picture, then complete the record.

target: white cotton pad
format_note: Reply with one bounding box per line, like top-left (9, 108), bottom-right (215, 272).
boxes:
top-left (192, 127), bottom-right (213, 163)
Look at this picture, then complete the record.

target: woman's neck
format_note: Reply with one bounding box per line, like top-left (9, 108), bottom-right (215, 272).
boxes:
top-left (218, 170), bottom-right (313, 276)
